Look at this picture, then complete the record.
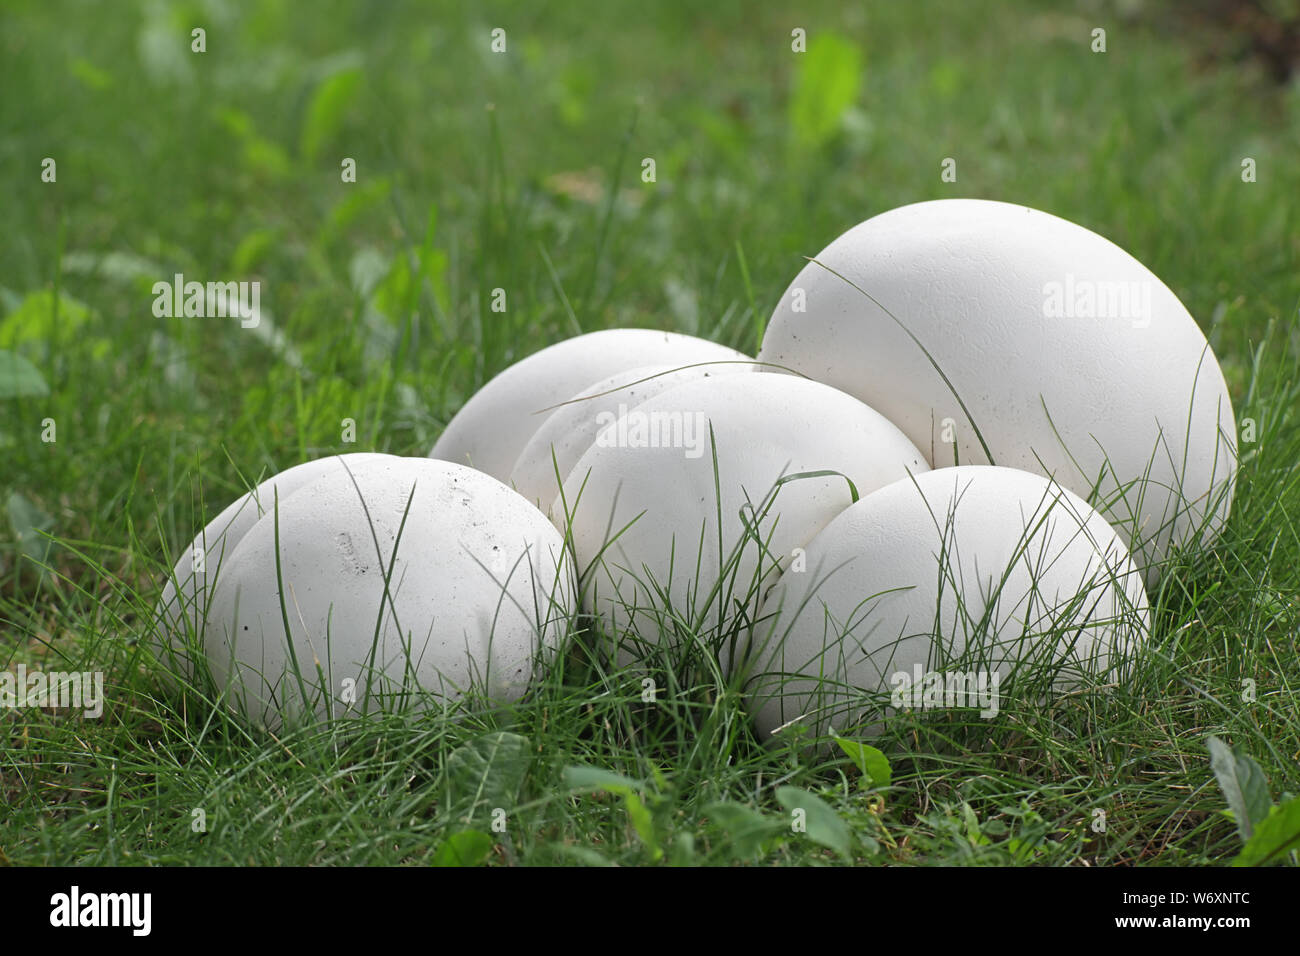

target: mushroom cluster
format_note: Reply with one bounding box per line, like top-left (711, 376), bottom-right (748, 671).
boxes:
top-left (157, 200), bottom-right (1237, 741)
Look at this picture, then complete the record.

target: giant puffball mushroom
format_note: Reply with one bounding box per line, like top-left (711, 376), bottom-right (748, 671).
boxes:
top-left (154, 452), bottom-right (395, 679)
top-left (757, 199), bottom-right (1238, 583)
top-left (556, 373), bottom-right (929, 658)
top-left (508, 360), bottom-right (758, 512)
top-left (429, 328), bottom-right (752, 483)
top-left (203, 456), bottom-right (575, 729)
top-left (743, 466), bottom-right (1150, 745)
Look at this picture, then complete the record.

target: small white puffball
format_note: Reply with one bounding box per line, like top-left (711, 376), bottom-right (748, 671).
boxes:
top-left (758, 199), bottom-right (1237, 583)
top-left (201, 456), bottom-right (575, 728)
top-left (556, 373), bottom-right (929, 657)
top-left (154, 453), bottom-right (395, 678)
top-left (430, 328), bottom-right (751, 483)
top-left (742, 466), bottom-right (1151, 745)
top-left (508, 360), bottom-right (758, 512)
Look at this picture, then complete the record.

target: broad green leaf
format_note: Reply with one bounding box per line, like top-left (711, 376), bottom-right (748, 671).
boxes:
top-left (1208, 736), bottom-right (1272, 840)
top-left (790, 32), bottom-right (862, 148)
top-left (1233, 797), bottom-right (1300, 867)
top-left (703, 802), bottom-right (781, 860)
top-left (624, 792), bottom-right (662, 861)
top-left (564, 765), bottom-right (662, 860)
top-left (961, 802), bottom-right (991, 846)
top-left (776, 786), bottom-right (852, 859)
top-left (301, 67), bottom-right (362, 162)
top-left (0, 290), bottom-right (93, 349)
top-left (444, 731), bottom-right (531, 824)
top-left (431, 829), bottom-right (494, 867)
top-left (562, 765), bottom-right (641, 795)
top-left (0, 351), bottom-right (49, 399)
top-left (668, 831), bottom-right (696, 866)
top-left (832, 732), bottom-right (892, 789)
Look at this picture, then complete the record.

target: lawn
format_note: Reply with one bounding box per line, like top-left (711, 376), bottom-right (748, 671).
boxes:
top-left (1, 0), bottom-right (1298, 865)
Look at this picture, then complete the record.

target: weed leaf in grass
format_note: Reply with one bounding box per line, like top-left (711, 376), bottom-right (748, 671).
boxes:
top-left (562, 765), bottom-right (642, 794)
top-left (445, 731), bottom-right (532, 825)
top-left (302, 67), bottom-right (362, 162)
top-left (563, 766), bottom-right (663, 861)
top-left (431, 829), bottom-right (494, 868)
top-left (1207, 736), bottom-right (1272, 840)
top-left (0, 290), bottom-right (93, 348)
top-left (703, 802), bottom-right (782, 861)
top-left (0, 350), bottom-right (49, 398)
top-left (832, 731), bottom-right (892, 789)
top-left (623, 792), bottom-right (659, 859)
top-left (1233, 798), bottom-right (1300, 867)
top-left (790, 32), bottom-right (861, 148)
top-left (776, 786), bottom-right (852, 860)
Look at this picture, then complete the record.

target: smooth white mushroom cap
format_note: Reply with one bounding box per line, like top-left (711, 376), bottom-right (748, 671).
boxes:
top-left (743, 465), bottom-right (1150, 744)
top-left (757, 199), bottom-right (1237, 582)
top-left (430, 328), bottom-right (751, 482)
top-left (557, 373), bottom-right (929, 657)
top-left (509, 360), bottom-right (758, 512)
top-left (154, 452), bottom-right (395, 677)
top-left (202, 456), bottom-right (574, 728)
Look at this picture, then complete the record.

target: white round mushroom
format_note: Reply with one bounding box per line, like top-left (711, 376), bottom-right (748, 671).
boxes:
top-left (757, 199), bottom-right (1237, 581)
top-left (508, 360), bottom-right (758, 511)
top-left (557, 373), bottom-right (929, 657)
top-left (742, 466), bottom-right (1150, 744)
top-left (202, 456), bottom-right (575, 728)
top-left (430, 328), bottom-right (752, 483)
top-left (154, 452), bottom-right (395, 677)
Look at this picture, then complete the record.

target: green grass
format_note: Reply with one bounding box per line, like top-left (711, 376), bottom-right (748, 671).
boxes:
top-left (2, 0), bottom-right (1299, 865)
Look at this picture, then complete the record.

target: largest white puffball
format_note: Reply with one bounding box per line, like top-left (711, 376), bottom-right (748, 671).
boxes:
top-left (430, 328), bottom-right (751, 483)
top-left (758, 199), bottom-right (1237, 580)
top-left (743, 466), bottom-right (1150, 744)
top-left (558, 373), bottom-right (929, 657)
top-left (203, 456), bottom-right (574, 727)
